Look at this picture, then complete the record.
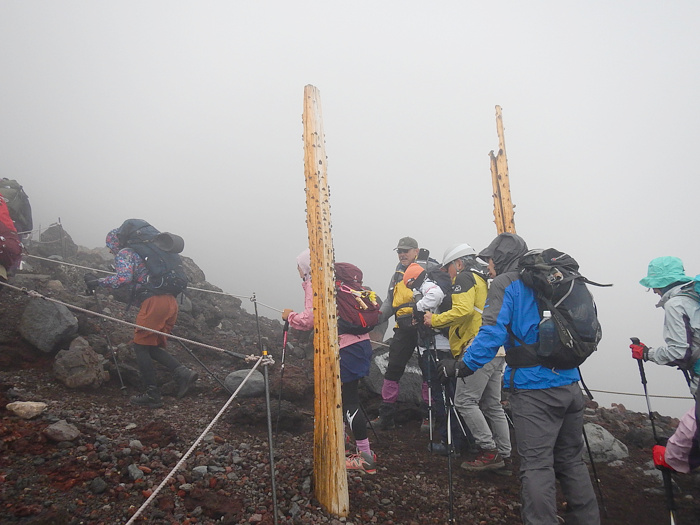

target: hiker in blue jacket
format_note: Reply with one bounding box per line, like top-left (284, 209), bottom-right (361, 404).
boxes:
top-left (438, 233), bottom-right (600, 525)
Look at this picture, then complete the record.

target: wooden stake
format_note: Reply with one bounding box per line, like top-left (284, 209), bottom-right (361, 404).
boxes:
top-left (489, 105), bottom-right (516, 234)
top-left (302, 84), bottom-right (349, 517)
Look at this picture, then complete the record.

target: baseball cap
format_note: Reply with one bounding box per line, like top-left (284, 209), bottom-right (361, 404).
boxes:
top-left (394, 237), bottom-right (418, 250)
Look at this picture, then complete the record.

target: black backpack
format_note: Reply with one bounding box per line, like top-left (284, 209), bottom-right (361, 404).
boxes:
top-left (0, 179), bottom-right (33, 234)
top-left (116, 219), bottom-right (188, 300)
top-left (506, 248), bottom-right (610, 370)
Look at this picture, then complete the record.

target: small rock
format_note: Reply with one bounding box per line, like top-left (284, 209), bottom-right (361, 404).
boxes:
top-left (6, 401), bottom-right (47, 419)
top-left (44, 420), bottom-right (80, 442)
top-left (90, 477), bottom-right (108, 494)
top-left (127, 464), bottom-right (144, 481)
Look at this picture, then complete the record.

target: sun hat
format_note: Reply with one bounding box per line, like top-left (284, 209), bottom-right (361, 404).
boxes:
top-left (639, 256), bottom-right (692, 289)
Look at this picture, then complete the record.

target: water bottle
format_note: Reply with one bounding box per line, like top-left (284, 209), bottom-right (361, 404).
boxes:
top-left (538, 310), bottom-right (557, 358)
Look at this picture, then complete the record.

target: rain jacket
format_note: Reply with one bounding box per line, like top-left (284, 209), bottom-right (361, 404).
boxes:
top-left (665, 405), bottom-right (700, 473)
top-left (461, 233), bottom-right (580, 390)
top-left (379, 262), bottom-right (415, 327)
top-left (647, 282), bottom-right (700, 394)
top-left (430, 270), bottom-right (488, 357)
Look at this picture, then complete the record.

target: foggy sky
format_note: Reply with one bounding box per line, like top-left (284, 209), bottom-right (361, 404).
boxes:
top-left (2, 1), bottom-right (699, 418)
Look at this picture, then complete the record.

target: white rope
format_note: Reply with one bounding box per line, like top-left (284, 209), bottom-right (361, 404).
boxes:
top-left (23, 253), bottom-right (284, 313)
top-left (124, 355), bottom-right (272, 525)
top-left (0, 281), bottom-right (259, 360)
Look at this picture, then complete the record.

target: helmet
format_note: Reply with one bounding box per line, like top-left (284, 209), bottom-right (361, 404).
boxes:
top-left (403, 263), bottom-right (426, 290)
top-left (442, 243), bottom-right (476, 267)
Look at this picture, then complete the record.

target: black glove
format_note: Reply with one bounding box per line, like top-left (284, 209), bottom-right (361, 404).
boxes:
top-left (437, 357), bottom-right (474, 382)
top-left (412, 307), bottom-right (425, 325)
top-left (84, 273), bottom-right (100, 294)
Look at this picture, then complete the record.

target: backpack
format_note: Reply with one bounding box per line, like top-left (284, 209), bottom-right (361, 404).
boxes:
top-left (669, 282), bottom-right (700, 371)
top-left (335, 262), bottom-right (381, 335)
top-left (0, 198), bottom-right (22, 271)
top-left (0, 179), bottom-right (33, 234)
top-left (506, 248), bottom-right (610, 370)
top-left (116, 219), bottom-right (188, 299)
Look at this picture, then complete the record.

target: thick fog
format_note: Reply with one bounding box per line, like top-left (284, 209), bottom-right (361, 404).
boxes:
top-left (2, 2), bottom-right (698, 417)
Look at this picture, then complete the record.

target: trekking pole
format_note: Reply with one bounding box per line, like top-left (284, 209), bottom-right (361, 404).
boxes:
top-left (176, 340), bottom-right (233, 395)
top-left (360, 401), bottom-right (380, 442)
top-left (253, 295), bottom-right (279, 525)
top-left (631, 337), bottom-right (677, 524)
top-left (91, 290), bottom-right (127, 395)
top-left (581, 423), bottom-right (608, 517)
top-left (440, 379), bottom-right (455, 524)
top-left (275, 320), bottom-right (289, 441)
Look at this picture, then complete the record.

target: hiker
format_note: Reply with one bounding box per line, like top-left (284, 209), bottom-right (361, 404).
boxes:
top-left (425, 243), bottom-right (511, 471)
top-left (372, 236), bottom-right (421, 430)
top-left (0, 196), bottom-right (22, 282)
top-left (630, 256), bottom-right (700, 396)
top-left (282, 249), bottom-right (377, 474)
top-left (84, 228), bottom-right (198, 408)
top-left (652, 403), bottom-right (700, 474)
top-left (402, 262), bottom-right (455, 449)
top-left (438, 233), bottom-right (600, 524)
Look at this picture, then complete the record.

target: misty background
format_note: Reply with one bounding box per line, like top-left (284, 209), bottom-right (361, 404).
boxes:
top-left (2, 2), bottom-right (698, 418)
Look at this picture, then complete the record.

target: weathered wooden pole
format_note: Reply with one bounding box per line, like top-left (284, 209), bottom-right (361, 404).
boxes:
top-left (489, 105), bottom-right (516, 234)
top-left (302, 84), bottom-right (349, 517)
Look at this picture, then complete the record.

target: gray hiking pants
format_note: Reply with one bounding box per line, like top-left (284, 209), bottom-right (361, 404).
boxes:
top-left (453, 356), bottom-right (511, 457)
top-left (510, 383), bottom-right (600, 525)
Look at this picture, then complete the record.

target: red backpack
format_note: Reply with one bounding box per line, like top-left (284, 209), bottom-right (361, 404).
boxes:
top-left (335, 262), bottom-right (381, 335)
top-left (0, 198), bottom-right (22, 272)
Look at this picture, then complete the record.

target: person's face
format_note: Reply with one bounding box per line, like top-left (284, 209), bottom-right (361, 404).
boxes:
top-left (446, 260), bottom-right (459, 279)
top-left (397, 247), bottom-right (418, 267)
top-left (487, 258), bottom-right (497, 279)
top-left (653, 288), bottom-right (663, 297)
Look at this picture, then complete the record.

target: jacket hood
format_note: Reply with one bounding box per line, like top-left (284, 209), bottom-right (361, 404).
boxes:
top-left (296, 249), bottom-right (311, 281)
top-left (105, 229), bottom-right (121, 255)
top-left (657, 281), bottom-right (699, 308)
top-left (478, 233), bottom-right (528, 275)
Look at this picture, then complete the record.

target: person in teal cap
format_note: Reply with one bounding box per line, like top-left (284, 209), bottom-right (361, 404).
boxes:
top-left (630, 256), bottom-right (700, 396)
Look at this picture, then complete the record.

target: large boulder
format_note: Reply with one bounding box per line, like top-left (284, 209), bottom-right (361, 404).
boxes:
top-left (19, 298), bottom-right (78, 353)
top-left (224, 369), bottom-right (265, 397)
top-left (583, 422), bottom-right (629, 462)
top-left (366, 344), bottom-right (423, 405)
top-left (53, 336), bottom-right (110, 388)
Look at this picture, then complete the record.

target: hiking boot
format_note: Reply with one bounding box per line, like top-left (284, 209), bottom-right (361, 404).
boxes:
top-left (346, 451), bottom-right (377, 475)
top-left (420, 418), bottom-right (434, 434)
top-left (174, 366), bottom-right (198, 398)
top-left (370, 402), bottom-right (396, 430)
top-left (460, 449), bottom-right (505, 472)
top-left (492, 456), bottom-right (513, 476)
top-left (130, 387), bottom-right (163, 409)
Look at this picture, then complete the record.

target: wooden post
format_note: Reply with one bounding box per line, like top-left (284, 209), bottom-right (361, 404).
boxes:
top-left (302, 84), bottom-right (349, 517)
top-left (489, 105), bottom-right (516, 234)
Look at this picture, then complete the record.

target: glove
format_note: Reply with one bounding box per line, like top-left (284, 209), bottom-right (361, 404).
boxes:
top-left (652, 444), bottom-right (674, 471)
top-left (84, 273), bottom-right (100, 294)
top-left (282, 308), bottom-right (294, 321)
top-left (436, 357), bottom-right (474, 382)
top-left (412, 308), bottom-right (425, 325)
top-left (630, 341), bottom-right (649, 361)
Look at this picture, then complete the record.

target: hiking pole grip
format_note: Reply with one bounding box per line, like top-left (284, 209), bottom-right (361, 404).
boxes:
top-left (631, 338), bottom-right (648, 385)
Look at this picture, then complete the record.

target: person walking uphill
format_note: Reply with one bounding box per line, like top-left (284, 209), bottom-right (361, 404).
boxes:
top-left (84, 228), bottom-right (198, 408)
top-left (282, 249), bottom-right (377, 475)
top-left (425, 243), bottom-right (511, 471)
top-left (630, 256), bottom-right (700, 396)
top-left (373, 237), bottom-right (421, 430)
top-left (438, 233), bottom-right (600, 525)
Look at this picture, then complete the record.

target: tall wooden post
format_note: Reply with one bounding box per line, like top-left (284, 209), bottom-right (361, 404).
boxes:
top-left (302, 84), bottom-right (349, 517)
top-left (489, 105), bottom-right (516, 234)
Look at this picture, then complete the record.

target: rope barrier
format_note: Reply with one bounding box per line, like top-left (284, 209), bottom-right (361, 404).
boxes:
top-left (23, 253), bottom-right (284, 313)
top-left (0, 281), bottom-right (260, 360)
top-left (587, 389), bottom-right (693, 401)
top-left (124, 355), bottom-right (273, 525)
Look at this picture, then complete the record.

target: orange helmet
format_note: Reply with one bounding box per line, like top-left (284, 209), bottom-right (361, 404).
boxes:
top-left (403, 263), bottom-right (426, 290)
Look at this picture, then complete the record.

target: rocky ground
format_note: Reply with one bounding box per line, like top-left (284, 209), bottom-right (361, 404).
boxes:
top-left (1, 228), bottom-right (699, 524)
